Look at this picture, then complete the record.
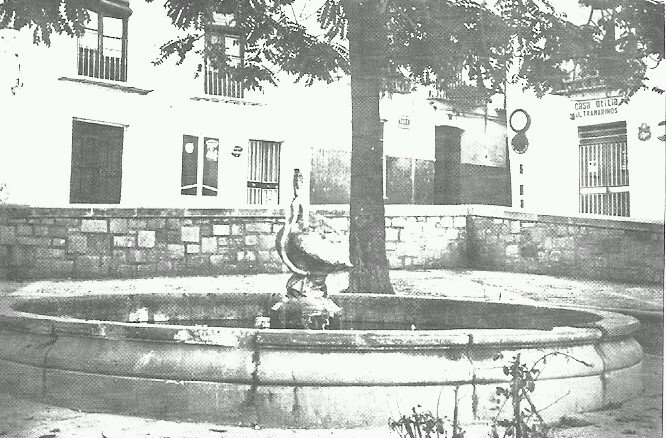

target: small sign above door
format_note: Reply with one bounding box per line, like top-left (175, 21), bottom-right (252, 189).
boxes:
top-left (570, 97), bottom-right (621, 120)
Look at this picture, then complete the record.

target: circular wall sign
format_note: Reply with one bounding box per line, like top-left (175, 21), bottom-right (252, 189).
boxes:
top-left (509, 108), bottom-right (531, 133)
top-left (509, 109), bottom-right (531, 154)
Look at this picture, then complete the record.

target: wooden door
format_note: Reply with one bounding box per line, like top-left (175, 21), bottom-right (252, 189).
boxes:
top-left (70, 120), bottom-right (123, 204)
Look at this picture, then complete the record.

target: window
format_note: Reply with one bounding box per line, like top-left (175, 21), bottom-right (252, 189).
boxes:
top-left (247, 140), bottom-right (281, 205)
top-left (77, 3), bottom-right (130, 82)
top-left (70, 120), bottom-right (124, 204)
top-left (181, 135), bottom-right (219, 196)
top-left (578, 121), bottom-right (629, 216)
top-left (204, 27), bottom-right (243, 98)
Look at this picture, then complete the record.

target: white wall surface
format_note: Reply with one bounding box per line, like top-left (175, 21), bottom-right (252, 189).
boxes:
top-left (506, 62), bottom-right (666, 221)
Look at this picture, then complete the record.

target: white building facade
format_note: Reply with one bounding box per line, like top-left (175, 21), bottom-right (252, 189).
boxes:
top-left (505, 0), bottom-right (665, 222)
top-left (0, 0), bottom-right (510, 210)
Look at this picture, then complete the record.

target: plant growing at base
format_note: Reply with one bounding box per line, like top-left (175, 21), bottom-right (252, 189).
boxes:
top-left (490, 352), bottom-right (593, 438)
top-left (388, 405), bottom-right (464, 438)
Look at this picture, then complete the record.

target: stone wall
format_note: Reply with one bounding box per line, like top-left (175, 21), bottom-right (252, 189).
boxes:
top-left (466, 207), bottom-right (665, 284)
top-left (384, 214), bottom-right (468, 269)
top-left (0, 207), bottom-right (287, 280)
top-left (0, 205), bottom-right (662, 284)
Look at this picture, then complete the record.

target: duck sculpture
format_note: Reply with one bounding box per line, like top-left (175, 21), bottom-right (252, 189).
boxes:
top-left (271, 169), bottom-right (352, 329)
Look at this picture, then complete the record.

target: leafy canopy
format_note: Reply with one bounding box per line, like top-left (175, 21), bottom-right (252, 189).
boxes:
top-left (1, 0), bottom-right (663, 95)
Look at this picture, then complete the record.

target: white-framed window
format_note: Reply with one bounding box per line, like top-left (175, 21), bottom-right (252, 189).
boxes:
top-left (181, 135), bottom-right (219, 196)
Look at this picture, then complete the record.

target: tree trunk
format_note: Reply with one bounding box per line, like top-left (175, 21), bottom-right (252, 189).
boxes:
top-left (346, 0), bottom-right (394, 294)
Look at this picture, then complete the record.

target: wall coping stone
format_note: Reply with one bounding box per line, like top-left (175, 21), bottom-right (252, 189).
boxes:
top-left (315, 204), bottom-right (664, 233)
top-left (1, 204), bottom-right (662, 233)
top-left (465, 205), bottom-right (664, 233)
top-left (0, 205), bottom-right (284, 219)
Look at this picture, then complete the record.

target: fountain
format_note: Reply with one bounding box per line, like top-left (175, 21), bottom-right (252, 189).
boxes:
top-left (0, 170), bottom-right (644, 429)
top-left (270, 169), bottom-right (350, 330)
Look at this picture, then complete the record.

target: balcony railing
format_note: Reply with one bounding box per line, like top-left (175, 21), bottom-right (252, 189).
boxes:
top-left (204, 63), bottom-right (244, 98)
top-left (553, 75), bottom-right (606, 96)
top-left (384, 77), bottom-right (414, 94)
top-left (428, 80), bottom-right (488, 107)
top-left (77, 47), bottom-right (126, 82)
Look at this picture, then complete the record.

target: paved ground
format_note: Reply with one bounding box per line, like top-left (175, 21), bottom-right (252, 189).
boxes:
top-left (0, 269), bottom-right (662, 438)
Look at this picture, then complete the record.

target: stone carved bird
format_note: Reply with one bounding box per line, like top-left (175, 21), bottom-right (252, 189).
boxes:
top-left (275, 169), bottom-right (352, 299)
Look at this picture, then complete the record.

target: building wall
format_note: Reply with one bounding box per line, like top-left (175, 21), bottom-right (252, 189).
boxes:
top-left (506, 76), bottom-right (666, 221)
top-left (461, 163), bottom-right (511, 206)
top-left (504, 0), bottom-right (666, 221)
top-left (0, 1), bottom-right (512, 211)
top-left (0, 2), bottom-right (337, 210)
top-left (309, 90), bottom-right (510, 205)
top-left (1, 205), bottom-right (661, 284)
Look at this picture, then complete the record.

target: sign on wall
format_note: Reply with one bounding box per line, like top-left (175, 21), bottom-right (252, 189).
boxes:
top-left (570, 96), bottom-right (621, 120)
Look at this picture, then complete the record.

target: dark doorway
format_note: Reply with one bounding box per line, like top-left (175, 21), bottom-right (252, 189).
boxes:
top-left (434, 125), bottom-right (463, 205)
top-left (70, 120), bottom-right (124, 204)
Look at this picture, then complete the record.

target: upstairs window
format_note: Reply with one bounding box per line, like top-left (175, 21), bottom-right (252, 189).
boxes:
top-left (77, 3), bottom-right (130, 82)
top-left (204, 27), bottom-right (244, 98)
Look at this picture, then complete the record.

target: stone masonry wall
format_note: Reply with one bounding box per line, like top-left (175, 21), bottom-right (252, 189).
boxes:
top-left (384, 215), bottom-right (468, 269)
top-left (467, 210), bottom-right (665, 284)
top-left (0, 208), bottom-right (287, 280)
top-left (0, 205), bottom-right (662, 284)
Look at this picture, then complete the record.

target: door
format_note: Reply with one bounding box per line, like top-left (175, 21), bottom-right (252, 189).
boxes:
top-left (578, 121), bottom-right (629, 216)
top-left (434, 125), bottom-right (463, 205)
top-left (70, 120), bottom-right (123, 204)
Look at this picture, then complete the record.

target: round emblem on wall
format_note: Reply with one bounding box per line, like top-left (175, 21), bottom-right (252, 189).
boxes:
top-left (638, 123), bottom-right (652, 141)
top-left (509, 109), bottom-right (531, 154)
top-left (509, 108), bottom-right (531, 132)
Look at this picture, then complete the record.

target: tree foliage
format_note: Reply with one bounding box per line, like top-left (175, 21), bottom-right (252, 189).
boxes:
top-left (2, 0), bottom-right (663, 95)
top-left (2, 0), bottom-right (663, 293)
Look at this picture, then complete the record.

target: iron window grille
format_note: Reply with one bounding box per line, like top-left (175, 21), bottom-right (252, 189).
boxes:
top-left (578, 121), bottom-right (630, 216)
top-left (247, 140), bottom-right (281, 205)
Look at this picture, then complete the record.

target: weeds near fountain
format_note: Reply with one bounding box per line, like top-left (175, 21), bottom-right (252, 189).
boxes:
top-left (388, 405), bottom-right (463, 438)
top-left (390, 352), bottom-right (593, 438)
top-left (490, 352), bottom-right (593, 438)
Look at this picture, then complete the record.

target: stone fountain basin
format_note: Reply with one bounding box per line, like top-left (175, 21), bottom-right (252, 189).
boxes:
top-left (0, 292), bottom-right (643, 429)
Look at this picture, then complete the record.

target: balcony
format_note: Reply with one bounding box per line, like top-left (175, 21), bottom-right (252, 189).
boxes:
top-left (78, 47), bottom-right (127, 82)
top-left (203, 61), bottom-right (244, 99)
top-left (428, 80), bottom-right (488, 108)
top-left (553, 75), bottom-right (607, 96)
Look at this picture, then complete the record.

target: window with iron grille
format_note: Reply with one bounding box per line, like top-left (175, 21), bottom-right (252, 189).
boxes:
top-left (204, 27), bottom-right (244, 98)
top-left (77, 4), bottom-right (129, 82)
top-left (181, 135), bottom-right (219, 196)
top-left (578, 121), bottom-right (629, 216)
top-left (247, 140), bottom-right (281, 205)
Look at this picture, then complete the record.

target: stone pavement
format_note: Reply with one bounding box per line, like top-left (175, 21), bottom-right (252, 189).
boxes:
top-left (0, 269), bottom-right (662, 438)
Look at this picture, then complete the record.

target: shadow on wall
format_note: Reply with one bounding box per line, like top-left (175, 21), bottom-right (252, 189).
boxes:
top-left (309, 148), bottom-right (511, 206)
